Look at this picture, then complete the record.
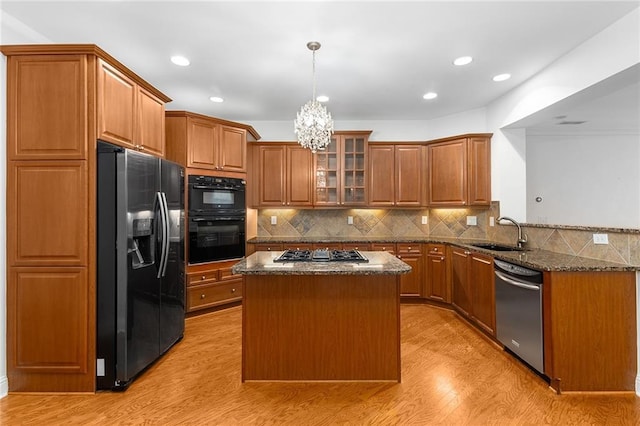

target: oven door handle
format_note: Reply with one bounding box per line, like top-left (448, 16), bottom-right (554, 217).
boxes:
top-left (191, 185), bottom-right (239, 190)
top-left (495, 270), bottom-right (540, 291)
top-left (191, 217), bottom-right (245, 222)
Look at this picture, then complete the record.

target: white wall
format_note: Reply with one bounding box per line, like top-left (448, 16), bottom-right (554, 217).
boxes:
top-left (487, 7), bottom-right (640, 225)
top-left (526, 132), bottom-right (640, 228)
top-left (250, 107), bottom-right (487, 142)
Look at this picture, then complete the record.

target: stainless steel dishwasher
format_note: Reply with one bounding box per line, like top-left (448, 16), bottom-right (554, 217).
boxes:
top-left (494, 258), bottom-right (544, 375)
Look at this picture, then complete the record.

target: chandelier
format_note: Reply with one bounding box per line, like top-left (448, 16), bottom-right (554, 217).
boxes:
top-left (294, 41), bottom-right (334, 153)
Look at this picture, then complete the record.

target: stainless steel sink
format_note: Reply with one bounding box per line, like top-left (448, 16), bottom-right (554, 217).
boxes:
top-left (469, 243), bottom-right (525, 252)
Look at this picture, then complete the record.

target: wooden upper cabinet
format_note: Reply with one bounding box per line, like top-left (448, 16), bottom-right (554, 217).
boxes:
top-left (368, 145), bottom-right (395, 206)
top-left (427, 134), bottom-right (491, 207)
top-left (395, 145), bottom-right (422, 206)
top-left (467, 137), bottom-right (491, 205)
top-left (97, 59), bottom-right (168, 156)
top-left (287, 145), bottom-right (314, 206)
top-left (255, 144), bottom-right (286, 206)
top-left (251, 143), bottom-right (313, 207)
top-left (6, 55), bottom-right (88, 160)
top-left (97, 60), bottom-right (136, 148)
top-left (165, 111), bottom-right (259, 173)
top-left (428, 138), bottom-right (467, 206)
top-left (138, 87), bottom-right (166, 157)
top-left (188, 118), bottom-right (219, 169)
top-left (219, 125), bottom-right (247, 173)
top-left (314, 132), bottom-right (370, 206)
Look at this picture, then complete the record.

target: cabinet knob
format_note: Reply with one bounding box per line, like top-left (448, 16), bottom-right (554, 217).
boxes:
top-left (267, 247), bottom-right (271, 251)
top-left (139, 145), bottom-right (144, 151)
top-left (408, 246), bottom-right (412, 251)
top-left (441, 256), bottom-right (445, 260)
top-left (231, 288), bottom-right (236, 293)
top-left (464, 251), bottom-right (471, 255)
top-left (201, 275), bottom-right (206, 280)
top-left (200, 294), bottom-right (206, 299)
top-left (433, 247), bottom-right (439, 252)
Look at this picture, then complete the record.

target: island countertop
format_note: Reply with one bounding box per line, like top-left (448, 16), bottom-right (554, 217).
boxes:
top-left (232, 251), bottom-right (412, 275)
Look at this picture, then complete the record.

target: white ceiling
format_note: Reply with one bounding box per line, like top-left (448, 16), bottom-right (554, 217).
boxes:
top-left (1, 1), bottom-right (639, 130)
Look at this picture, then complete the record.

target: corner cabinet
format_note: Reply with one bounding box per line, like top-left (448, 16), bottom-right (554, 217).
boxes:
top-left (165, 110), bottom-right (260, 174)
top-left (427, 134), bottom-right (491, 207)
top-left (368, 144), bottom-right (423, 207)
top-left (2, 44), bottom-right (171, 393)
top-left (314, 131), bottom-right (371, 206)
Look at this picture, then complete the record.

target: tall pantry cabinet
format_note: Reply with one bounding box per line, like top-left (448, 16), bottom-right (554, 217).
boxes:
top-left (2, 45), bottom-right (171, 392)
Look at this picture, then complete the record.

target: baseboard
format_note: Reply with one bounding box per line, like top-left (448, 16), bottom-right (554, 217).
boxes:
top-left (0, 375), bottom-right (8, 399)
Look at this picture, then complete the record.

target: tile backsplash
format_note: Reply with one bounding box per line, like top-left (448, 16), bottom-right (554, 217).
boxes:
top-left (256, 202), bottom-right (640, 266)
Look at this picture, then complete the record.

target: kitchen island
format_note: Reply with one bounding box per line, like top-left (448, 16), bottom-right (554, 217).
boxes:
top-left (232, 251), bottom-right (411, 382)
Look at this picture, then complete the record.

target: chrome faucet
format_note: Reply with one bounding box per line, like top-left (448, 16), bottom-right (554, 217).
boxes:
top-left (497, 216), bottom-right (528, 249)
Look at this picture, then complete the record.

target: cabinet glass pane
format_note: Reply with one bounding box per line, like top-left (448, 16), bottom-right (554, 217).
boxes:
top-left (355, 171), bottom-right (365, 186)
top-left (356, 138), bottom-right (365, 152)
top-left (356, 154), bottom-right (365, 170)
top-left (344, 155), bottom-right (354, 170)
top-left (328, 154), bottom-right (338, 170)
top-left (345, 138), bottom-right (354, 152)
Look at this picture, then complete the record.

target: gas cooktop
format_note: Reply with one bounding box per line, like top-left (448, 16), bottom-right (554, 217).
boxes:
top-left (273, 249), bottom-right (369, 263)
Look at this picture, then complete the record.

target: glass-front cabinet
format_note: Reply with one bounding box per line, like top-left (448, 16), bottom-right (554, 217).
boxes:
top-left (314, 131), bottom-right (370, 206)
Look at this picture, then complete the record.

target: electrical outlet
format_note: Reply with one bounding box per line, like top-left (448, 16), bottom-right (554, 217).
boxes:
top-left (270, 215), bottom-right (277, 225)
top-left (421, 216), bottom-right (428, 225)
top-left (489, 216), bottom-right (495, 227)
top-left (347, 216), bottom-right (354, 225)
top-left (593, 233), bottom-right (609, 244)
top-left (466, 216), bottom-right (477, 226)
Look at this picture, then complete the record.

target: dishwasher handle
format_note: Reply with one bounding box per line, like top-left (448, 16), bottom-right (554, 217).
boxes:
top-left (495, 269), bottom-right (541, 291)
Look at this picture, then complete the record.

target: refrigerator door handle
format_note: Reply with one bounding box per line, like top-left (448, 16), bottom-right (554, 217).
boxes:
top-left (160, 192), bottom-right (171, 278)
top-left (156, 192), bottom-right (168, 279)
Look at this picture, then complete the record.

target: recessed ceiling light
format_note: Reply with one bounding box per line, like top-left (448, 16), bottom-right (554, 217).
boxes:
top-left (209, 96), bottom-right (224, 103)
top-left (423, 92), bottom-right (438, 100)
top-left (316, 95), bottom-right (329, 103)
top-left (170, 55), bottom-right (190, 66)
top-left (493, 73), bottom-right (511, 82)
top-left (453, 56), bottom-right (473, 66)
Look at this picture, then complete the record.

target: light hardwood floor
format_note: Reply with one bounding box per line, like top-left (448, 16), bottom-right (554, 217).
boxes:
top-left (1, 304), bottom-right (639, 425)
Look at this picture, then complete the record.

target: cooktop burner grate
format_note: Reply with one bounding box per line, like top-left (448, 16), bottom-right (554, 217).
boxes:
top-left (273, 249), bottom-right (369, 263)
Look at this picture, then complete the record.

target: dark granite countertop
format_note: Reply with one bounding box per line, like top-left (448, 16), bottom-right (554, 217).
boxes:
top-left (232, 251), bottom-right (412, 275)
top-left (247, 237), bottom-right (639, 272)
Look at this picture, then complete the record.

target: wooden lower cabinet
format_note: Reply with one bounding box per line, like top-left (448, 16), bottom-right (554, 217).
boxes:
top-left (543, 271), bottom-right (636, 392)
top-left (449, 246), bottom-right (495, 336)
top-left (396, 244), bottom-right (424, 297)
top-left (186, 261), bottom-right (243, 313)
top-left (425, 244), bottom-right (449, 302)
top-left (469, 252), bottom-right (495, 335)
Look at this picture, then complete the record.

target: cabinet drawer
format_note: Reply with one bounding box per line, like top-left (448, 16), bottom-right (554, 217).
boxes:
top-left (187, 280), bottom-right (242, 312)
top-left (283, 243), bottom-right (313, 251)
top-left (219, 267), bottom-right (241, 281)
top-left (427, 244), bottom-right (446, 256)
top-left (254, 243), bottom-right (283, 252)
top-left (187, 271), bottom-right (218, 286)
top-left (397, 243), bottom-right (422, 254)
top-left (370, 243), bottom-right (395, 254)
top-left (342, 243), bottom-right (371, 251)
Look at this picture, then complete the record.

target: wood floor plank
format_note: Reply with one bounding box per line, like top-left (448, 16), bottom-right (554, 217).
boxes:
top-left (1, 304), bottom-right (639, 425)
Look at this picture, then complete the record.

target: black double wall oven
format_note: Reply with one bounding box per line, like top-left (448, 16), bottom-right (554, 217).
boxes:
top-left (187, 175), bottom-right (246, 264)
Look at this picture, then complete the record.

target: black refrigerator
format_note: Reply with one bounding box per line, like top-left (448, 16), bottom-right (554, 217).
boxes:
top-left (96, 141), bottom-right (185, 390)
